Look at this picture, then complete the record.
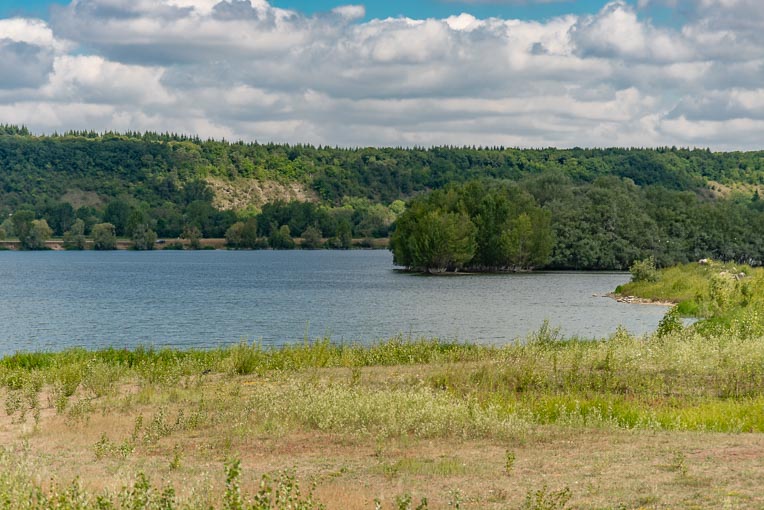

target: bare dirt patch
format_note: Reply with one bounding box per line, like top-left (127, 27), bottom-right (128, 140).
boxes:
top-left (206, 177), bottom-right (318, 211)
top-left (61, 189), bottom-right (105, 209)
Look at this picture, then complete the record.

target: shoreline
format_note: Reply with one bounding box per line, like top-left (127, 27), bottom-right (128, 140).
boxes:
top-left (606, 292), bottom-right (677, 306)
top-left (0, 237), bottom-right (390, 251)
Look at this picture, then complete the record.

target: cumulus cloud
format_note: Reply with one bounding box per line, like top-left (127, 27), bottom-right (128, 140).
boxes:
top-left (571, 1), bottom-right (693, 62)
top-left (0, 0), bottom-right (761, 149)
top-left (0, 40), bottom-right (54, 89)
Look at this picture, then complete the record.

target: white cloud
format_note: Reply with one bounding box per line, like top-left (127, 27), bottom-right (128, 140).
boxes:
top-left (331, 5), bottom-right (366, 20)
top-left (42, 55), bottom-right (174, 105)
top-left (0, 0), bottom-right (761, 149)
top-left (0, 18), bottom-right (61, 49)
top-left (571, 1), bottom-right (693, 62)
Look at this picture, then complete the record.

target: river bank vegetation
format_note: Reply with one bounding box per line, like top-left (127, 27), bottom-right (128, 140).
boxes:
top-left (1, 127), bottom-right (764, 268)
top-left (619, 259), bottom-right (763, 335)
top-left (1, 263), bottom-right (764, 508)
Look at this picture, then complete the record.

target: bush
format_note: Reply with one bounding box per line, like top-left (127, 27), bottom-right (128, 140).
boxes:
top-left (657, 305), bottom-right (684, 337)
top-left (629, 257), bottom-right (659, 283)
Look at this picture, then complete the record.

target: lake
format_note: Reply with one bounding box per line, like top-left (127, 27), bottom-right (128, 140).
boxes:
top-left (0, 250), bottom-right (668, 354)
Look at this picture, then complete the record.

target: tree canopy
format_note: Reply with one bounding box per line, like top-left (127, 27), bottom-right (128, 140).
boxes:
top-left (391, 182), bottom-right (553, 272)
top-left (0, 127), bottom-right (762, 266)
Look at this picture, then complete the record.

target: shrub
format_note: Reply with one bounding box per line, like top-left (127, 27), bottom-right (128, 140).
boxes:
top-left (657, 306), bottom-right (683, 337)
top-left (521, 485), bottom-right (572, 510)
top-left (629, 257), bottom-right (659, 283)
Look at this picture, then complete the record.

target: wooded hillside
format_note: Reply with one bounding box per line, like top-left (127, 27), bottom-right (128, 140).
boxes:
top-left (1, 126), bottom-right (762, 268)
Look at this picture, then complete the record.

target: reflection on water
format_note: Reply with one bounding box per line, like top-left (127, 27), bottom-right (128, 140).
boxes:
top-left (0, 250), bottom-right (669, 354)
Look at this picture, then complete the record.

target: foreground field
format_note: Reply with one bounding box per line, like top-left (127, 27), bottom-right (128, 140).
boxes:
top-left (3, 326), bottom-right (764, 509)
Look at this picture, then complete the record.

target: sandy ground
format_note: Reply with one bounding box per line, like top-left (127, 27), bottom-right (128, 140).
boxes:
top-left (2, 374), bottom-right (763, 509)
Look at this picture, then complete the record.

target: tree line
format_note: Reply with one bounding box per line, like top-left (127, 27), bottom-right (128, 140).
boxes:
top-left (2, 128), bottom-right (764, 211)
top-left (391, 177), bottom-right (764, 272)
top-left (0, 196), bottom-right (402, 251)
top-left (1, 127), bottom-right (763, 266)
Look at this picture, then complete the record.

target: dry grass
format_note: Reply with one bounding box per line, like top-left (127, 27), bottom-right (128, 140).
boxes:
top-left (3, 360), bottom-right (764, 509)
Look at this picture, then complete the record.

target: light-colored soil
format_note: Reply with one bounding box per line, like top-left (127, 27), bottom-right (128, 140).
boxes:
top-left (606, 293), bottom-right (677, 307)
top-left (60, 189), bottom-right (105, 209)
top-left (2, 369), bottom-right (764, 509)
top-left (206, 177), bottom-right (318, 211)
top-left (706, 180), bottom-right (762, 200)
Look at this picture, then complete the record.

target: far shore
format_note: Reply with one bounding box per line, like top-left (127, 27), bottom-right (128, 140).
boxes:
top-left (0, 237), bottom-right (390, 251)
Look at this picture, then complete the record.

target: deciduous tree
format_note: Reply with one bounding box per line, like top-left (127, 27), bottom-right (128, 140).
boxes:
top-left (63, 219), bottom-right (87, 250)
top-left (92, 223), bottom-right (117, 250)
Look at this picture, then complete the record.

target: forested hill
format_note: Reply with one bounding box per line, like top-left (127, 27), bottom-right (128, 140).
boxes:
top-left (1, 126), bottom-right (763, 208)
top-left (1, 126), bottom-right (763, 269)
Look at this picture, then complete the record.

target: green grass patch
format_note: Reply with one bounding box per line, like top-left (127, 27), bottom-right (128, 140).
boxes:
top-left (376, 456), bottom-right (469, 478)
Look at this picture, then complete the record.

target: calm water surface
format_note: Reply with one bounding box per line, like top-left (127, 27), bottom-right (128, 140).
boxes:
top-left (0, 250), bottom-right (668, 354)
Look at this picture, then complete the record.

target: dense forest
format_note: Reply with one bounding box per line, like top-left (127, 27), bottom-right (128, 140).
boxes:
top-left (391, 178), bottom-right (764, 272)
top-left (0, 125), bottom-right (762, 268)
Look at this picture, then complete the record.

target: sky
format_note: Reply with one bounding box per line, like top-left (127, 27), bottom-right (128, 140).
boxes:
top-left (0, 0), bottom-right (679, 23)
top-left (0, 0), bottom-right (762, 149)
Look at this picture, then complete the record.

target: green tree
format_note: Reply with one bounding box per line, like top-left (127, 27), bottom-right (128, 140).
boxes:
top-left (12, 211), bottom-right (53, 250)
top-left (183, 179), bottom-right (214, 204)
top-left (0, 218), bottom-right (10, 239)
top-left (103, 200), bottom-right (132, 236)
top-left (301, 225), bottom-right (323, 249)
top-left (11, 210), bottom-right (35, 245)
top-left (182, 225), bottom-right (202, 250)
top-left (132, 224), bottom-right (157, 250)
top-left (502, 210), bottom-right (554, 270)
top-left (390, 199), bottom-right (406, 216)
top-left (630, 257), bottom-right (659, 283)
top-left (25, 219), bottom-right (53, 250)
top-left (75, 206), bottom-right (99, 234)
top-left (392, 208), bottom-right (476, 273)
top-left (225, 222), bottom-right (245, 248)
top-left (126, 209), bottom-right (148, 238)
top-left (225, 218), bottom-right (259, 249)
top-left (92, 223), bottom-right (117, 250)
top-left (471, 192), bottom-right (512, 269)
top-left (63, 219), bottom-right (87, 250)
top-left (391, 182), bottom-right (553, 272)
top-left (240, 217), bottom-right (259, 248)
top-left (335, 220), bottom-right (353, 250)
top-left (356, 203), bottom-right (395, 238)
top-left (268, 224), bottom-right (295, 250)
top-left (44, 202), bottom-right (75, 236)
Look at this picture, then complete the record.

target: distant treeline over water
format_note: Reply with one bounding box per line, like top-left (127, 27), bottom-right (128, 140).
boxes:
top-left (0, 125), bottom-right (762, 269)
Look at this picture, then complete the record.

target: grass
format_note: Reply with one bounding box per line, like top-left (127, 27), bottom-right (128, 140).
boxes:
top-left (6, 329), bottom-right (764, 434)
top-left (2, 330), bottom-right (764, 507)
top-left (619, 260), bottom-right (764, 345)
top-left (1, 263), bottom-right (764, 508)
top-left (617, 260), bottom-right (764, 319)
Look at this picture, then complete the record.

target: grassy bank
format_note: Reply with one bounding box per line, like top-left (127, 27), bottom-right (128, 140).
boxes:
top-left (616, 260), bottom-right (764, 336)
top-left (3, 323), bottom-right (764, 508)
